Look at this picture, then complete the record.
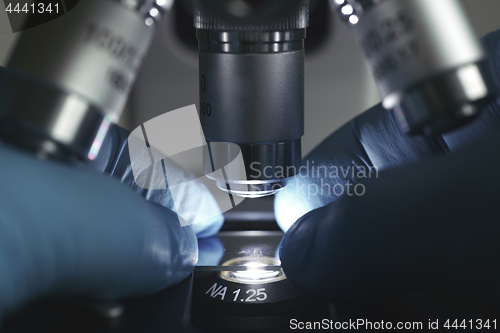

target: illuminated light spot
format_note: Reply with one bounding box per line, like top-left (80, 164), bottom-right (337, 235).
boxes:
top-left (220, 257), bottom-right (286, 284)
top-left (88, 117), bottom-right (112, 160)
top-left (232, 262), bottom-right (281, 281)
top-left (150, 8), bottom-right (159, 17)
top-left (460, 104), bottom-right (477, 116)
top-left (349, 15), bottom-right (359, 24)
top-left (341, 4), bottom-right (354, 15)
top-left (457, 64), bottom-right (488, 100)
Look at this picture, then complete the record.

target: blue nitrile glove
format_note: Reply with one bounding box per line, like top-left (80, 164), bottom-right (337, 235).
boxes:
top-left (0, 124), bottom-right (224, 317)
top-left (86, 125), bottom-right (224, 239)
top-left (275, 30), bottom-right (500, 305)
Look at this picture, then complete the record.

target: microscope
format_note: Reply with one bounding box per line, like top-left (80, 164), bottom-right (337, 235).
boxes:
top-left (0, 0), bottom-right (496, 332)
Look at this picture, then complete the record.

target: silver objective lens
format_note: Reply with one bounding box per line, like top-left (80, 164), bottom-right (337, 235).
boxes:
top-left (0, 0), bottom-right (169, 161)
top-left (332, 0), bottom-right (496, 135)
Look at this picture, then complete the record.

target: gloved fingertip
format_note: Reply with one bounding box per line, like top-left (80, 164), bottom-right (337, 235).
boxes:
top-left (279, 205), bottom-right (333, 292)
top-left (197, 237), bottom-right (224, 266)
top-left (274, 180), bottom-right (323, 233)
top-left (141, 202), bottom-right (198, 293)
top-left (191, 213), bottom-right (225, 239)
top-left (71, 200), bottom-right (198, 301)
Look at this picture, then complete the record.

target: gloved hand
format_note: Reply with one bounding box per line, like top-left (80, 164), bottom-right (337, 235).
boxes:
top-left (275, 29), bottom-right (500, 312)
top-left (0, 125), bottom-right (224, 317)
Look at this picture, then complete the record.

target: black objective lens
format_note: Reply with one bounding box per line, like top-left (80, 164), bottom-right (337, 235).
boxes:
top-left (195, 0), bottom-right (309, 198)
